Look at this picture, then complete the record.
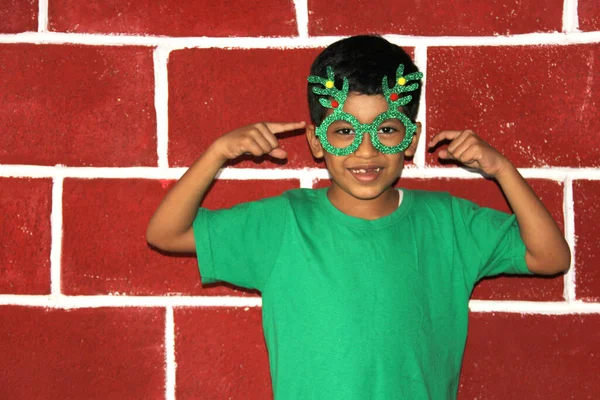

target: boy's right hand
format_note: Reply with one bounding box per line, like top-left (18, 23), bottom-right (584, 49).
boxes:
top-left (211, 122), bottom-right (306, 161)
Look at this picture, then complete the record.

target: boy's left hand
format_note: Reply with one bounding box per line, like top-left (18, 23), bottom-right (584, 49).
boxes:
top-left (428, 129), bottom-right (511, 177)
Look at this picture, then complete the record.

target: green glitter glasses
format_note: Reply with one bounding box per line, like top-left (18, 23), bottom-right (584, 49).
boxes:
top-left (307, 64), bottom-right (423, 156)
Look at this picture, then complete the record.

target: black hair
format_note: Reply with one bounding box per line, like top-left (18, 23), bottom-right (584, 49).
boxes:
top-left (307, 35), bottom-right (421, 125)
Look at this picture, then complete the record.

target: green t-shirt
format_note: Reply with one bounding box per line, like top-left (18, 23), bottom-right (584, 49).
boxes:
top-left (193, 188), bottom-right (531, 399)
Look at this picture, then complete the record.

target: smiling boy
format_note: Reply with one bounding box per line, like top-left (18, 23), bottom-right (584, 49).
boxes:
top-left (147, 35), bottom-right (570, 399)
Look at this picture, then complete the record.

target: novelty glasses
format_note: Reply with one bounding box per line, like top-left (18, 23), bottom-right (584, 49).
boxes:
top-left (307, 64), bottom-right (423, 156)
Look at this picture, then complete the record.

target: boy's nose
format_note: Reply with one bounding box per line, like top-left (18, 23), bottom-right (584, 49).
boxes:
top-left (354, 132), bottom-right (379, 158)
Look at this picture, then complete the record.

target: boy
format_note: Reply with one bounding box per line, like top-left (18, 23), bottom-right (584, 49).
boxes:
top-left (147, 35), bottom-right (570, 399)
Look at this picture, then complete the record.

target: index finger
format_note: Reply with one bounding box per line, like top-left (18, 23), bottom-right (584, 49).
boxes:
top-left (428, 130), bottom-right (462, 147)
top-left (265, 121), bottom-right (306, 135)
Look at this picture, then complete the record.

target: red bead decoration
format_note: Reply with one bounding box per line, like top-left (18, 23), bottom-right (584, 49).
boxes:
top-left (331, 100), bottom-right (339, 108)
top-left (390, 93), bottom-right (399, 101)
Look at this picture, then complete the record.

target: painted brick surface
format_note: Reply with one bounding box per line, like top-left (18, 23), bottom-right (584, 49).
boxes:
top-left (579, 0), bottom-right (600, 31)
top-left (459, 313), bottom-right (600, 398)
top-left (308, 0), bottom-right (562, 36)
top-left (0, 306), bottom-right (165, 400)
top-left (574, 180), bottom-right (600, 301)
top-left (61, 178), bottom-right (299, 295)
top-left (168, 48), bottom-right (322, 168)
top-left (49, 0), bottom-right (297, 37)
top-left (1, 3), bottom-right (598, 398)
top-left (314, 177), bottom-right (564, 300)
top-left (0, 44), bottom-right (156, 166)
top-left (0, 178), bottom-right (52, 294)
top-left (427, 45), bottom-right (600, 168)
top-left (0, 0), bottom-right (37, 33)
top-left (175, 307), bottom-right (271, 399)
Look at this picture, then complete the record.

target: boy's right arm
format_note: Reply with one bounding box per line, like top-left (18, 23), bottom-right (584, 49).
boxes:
top-left (145, 121), bottom-right (305, 253)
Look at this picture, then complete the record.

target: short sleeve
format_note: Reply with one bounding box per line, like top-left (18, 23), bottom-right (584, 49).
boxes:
top-left (192, 194), bottom-right (289, 291)
top-left (452, 196), bottom-right (532, 284)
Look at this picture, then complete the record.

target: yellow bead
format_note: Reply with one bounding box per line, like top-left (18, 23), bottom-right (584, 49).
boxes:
top-left (398, 77), bottom-right (407, 86)
top-left (325, 80), bottom-right (334, 89)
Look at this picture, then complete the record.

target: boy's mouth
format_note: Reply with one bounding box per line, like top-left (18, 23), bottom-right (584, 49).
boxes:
top-left (349, 167), bottom-right (382, 173)
top-left (347, 166), bottom-right (384, 182)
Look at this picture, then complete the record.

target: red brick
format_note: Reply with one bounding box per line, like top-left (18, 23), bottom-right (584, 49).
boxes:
top-left (0, 178), bottom-right (51, 294)
top-left (0, 0), bottom-right (37, 33)
top-left (0, 306), bottom-right (165, 399)
top-left (175, 307), bottom-right (271, 399)
top-left (308, 0), bottom-right (562, 36)
top-left (61, 178), bottom-right (299, 295)
top-left (459, 313), bottom-right (600, 398)
top-left (0, 44), bottom-right (156, 166)
top-left (427, 45), bottom-right (600, 168)
top-left (315, 178), bottom-right (564, 300)
top-left (574, 180), bottom-right (600, 301)
top-left (168, 48), bottom-right (323, 168)
top-left (579, 0), bottom-right (600, 31)
top-left (49, 0), bottom-right (297, 37)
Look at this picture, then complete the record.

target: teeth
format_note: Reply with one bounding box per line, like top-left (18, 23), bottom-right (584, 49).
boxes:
top-left (351, 168), bottom-right (381, 173)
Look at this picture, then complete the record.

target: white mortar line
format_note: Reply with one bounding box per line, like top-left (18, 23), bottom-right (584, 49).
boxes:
top-left (563, 0), bottom-right (580, 33)
top-left (399, 167), bottom-right (597, 180)
top-left (301, 168), bottom-right (331, 186)
top-left (300, 176), bottom-right (316, 188)
top-left (50, 177), bottom-right (63, 296)
top-left (165, 306), bottom-right (176, 400)
top-left (1, 31), bottom-right (600, 47)
top-left (468, 300), bottom-right (600, 314)
top-left (38, 0), bottom-right (48, 33)
top-left (564, 177), bottom-right (577, 301)
top-left (216, 167), bottom-right (329, 181)
top-left (412, 46), bottom-right (428, 169)
top-left (3, 165), bottom-right (600, 180)
top-left (0, 295), bottom-right (262, 308)
top-left (285, 168), bottom-right (321, 188)
top-left (0, 165), bottom-right (170, 179)
top-left (293, 0), bottom-right (309, 38)
top-left (1, 294), bottom-right (599, 314)
top-left (154, 47), bottom-right (171, 168)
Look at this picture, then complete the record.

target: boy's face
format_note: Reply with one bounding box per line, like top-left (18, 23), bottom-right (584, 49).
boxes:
top-left (307, 92), bottom-right (421, 203)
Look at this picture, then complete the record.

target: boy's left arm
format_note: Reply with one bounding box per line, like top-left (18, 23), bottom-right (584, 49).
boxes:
top-left (429, 129), bottom-right (571, 275)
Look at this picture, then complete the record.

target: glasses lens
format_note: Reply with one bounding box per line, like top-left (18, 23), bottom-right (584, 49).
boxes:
top-left (376, 119), bottom-right (406, 148)
top-left (326, 121), bottom-right (357, 150)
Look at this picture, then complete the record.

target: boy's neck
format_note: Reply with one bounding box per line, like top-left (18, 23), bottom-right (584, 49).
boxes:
top-left (326, 186), bottom-right (399, 220)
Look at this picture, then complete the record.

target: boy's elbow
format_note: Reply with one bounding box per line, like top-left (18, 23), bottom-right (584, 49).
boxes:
top-left (146, 223), bottom-right (170, 250)
top-left (146, 226), bottom-right (163, 249)
top-left (526, 245), bottom-right (571, 275)
top-left (539, 259), bottom-right (571, 276)
top-left (146, 232), bottom-right (175, 252)
top-left (146, 225), bottom-right (195, 253)
top-left (553, 243), bottom-right (572, 274)
top-left (558, 245), bottom-right (572, 274)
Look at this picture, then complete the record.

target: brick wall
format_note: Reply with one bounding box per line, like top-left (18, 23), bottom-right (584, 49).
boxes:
top-left (1, 0), bottom-right (599, 398)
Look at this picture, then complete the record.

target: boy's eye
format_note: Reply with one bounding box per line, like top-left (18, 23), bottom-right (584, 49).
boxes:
top-left (378, 126), bottom-right (397, 134)
top-left (336, 128), bottom-right (355, 135)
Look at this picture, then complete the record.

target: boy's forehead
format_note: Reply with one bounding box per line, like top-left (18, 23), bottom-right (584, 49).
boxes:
top-left (344, 92), bottom-right (388, 112)
top-left (323, 92), bottom-right (406, 123)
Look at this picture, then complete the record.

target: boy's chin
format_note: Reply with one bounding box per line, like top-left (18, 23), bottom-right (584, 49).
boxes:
top-left (336, 184), bottom-right (396, 201)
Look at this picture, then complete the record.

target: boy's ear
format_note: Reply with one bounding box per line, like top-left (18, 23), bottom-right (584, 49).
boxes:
top-left (306, 124), bottom-right (324, 159)
top-left (404, 122), bottom-right (422, 158)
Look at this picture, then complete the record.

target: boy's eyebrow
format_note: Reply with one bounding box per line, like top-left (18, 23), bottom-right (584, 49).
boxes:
top-left (328, 120), bottom-right (353, 126)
